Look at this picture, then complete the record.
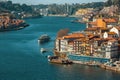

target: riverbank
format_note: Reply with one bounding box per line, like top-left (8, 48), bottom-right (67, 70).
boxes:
top-left (0, 22), bottom-right (29, 32)
top-left (100, 61), bottom-right (120, 72)
top-left (72, 60), bottom-right (120, 72)
top-left (48, 14), bottom-right (78, 17)
top-left (0, 15), bottom-right (29, 32)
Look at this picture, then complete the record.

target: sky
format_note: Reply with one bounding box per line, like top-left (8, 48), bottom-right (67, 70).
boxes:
top-left (9, 0), bottom-right (104, 5)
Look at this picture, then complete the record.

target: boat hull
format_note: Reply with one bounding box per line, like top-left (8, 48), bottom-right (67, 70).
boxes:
top-left (38, 39), bottom-right (50, 44)
top-left (38, 34), bottom-right (50, 44)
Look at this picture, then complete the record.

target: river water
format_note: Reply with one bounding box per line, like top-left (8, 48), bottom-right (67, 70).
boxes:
top-left (0, 16), bottom-right (120, 80)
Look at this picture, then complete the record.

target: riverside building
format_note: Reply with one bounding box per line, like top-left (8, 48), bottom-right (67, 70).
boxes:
top-left (54, 17), bottom-right (120, 64)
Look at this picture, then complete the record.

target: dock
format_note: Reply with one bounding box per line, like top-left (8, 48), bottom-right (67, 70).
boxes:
top-left (48, 56), bottom-right (73, 64)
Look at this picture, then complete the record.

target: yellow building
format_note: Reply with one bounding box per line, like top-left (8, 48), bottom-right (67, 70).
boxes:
top-left (75, 8), bottom-right (93, 16)
top-left (89, 18), bottom-right (117, 28)
top-left (96, 18), bottom-right (106, 28)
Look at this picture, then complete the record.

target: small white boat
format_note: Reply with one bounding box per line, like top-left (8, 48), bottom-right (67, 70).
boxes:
top-left (41, 48), bottom-right (47, 53)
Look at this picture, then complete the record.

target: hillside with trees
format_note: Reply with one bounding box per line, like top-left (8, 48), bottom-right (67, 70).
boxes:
top-left (1, 0), bottom-right (120, 17)
top-left (32, 2), bottom-right (104, 15)
top-left (0, 1), bottom-right (41, 18)
top-left (105, 0), bottom-right (120, 7)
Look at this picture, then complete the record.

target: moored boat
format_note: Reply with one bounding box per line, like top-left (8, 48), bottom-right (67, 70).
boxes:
top-left (38, 34), bottom-right (50, 44)
top-left (48, 56), bottom-right (73, 64)
top-left (41, 48), bottom-right (47, 53)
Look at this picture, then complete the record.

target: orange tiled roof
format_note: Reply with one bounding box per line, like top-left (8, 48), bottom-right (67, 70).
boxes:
top-left (88, 35), bottom-right (94, 38)
top-left (94, 38), bottom-right (102, 41)
top-left (74, 38), bottom-right (86, 41)
top-left (63, 33), bottom-right (85, 39)
top-left (104, 37), bottom-right (116, 40)
top-left (86, 32), bottom-right (94, 36)
top-left (108, 32), bottom-right (117, 35)
top-left (89, 22), bottom-right (97, 25)
top-left (100, 27), bottom-right (108, 30)
top-left (103, 18), bottom-right (117, 23)
top-left (85, 27), bottom-right (98, 31)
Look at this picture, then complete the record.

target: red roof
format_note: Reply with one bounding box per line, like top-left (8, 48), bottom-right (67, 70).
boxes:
top-left (103, 18), bottom-right (117, 23)
top-left (63, 33), bottom-right (85, 39)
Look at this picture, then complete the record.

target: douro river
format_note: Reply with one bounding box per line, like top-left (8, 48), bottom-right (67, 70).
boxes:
top-left (0, 16), bottom-right (120, 80)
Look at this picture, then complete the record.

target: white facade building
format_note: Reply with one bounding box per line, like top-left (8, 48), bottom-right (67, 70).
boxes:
top-left (110, 27), bottom-right (120, 37)
top-left (104, 40), bottom-right (118, 59)
top-left (59, 39), bottom-right (68, 52)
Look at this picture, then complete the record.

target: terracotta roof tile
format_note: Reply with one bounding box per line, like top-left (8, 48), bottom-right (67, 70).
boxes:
top-left (63, 33), bottom-right (85, 39)
top-left (103, 18), bottom-right (117, 23)
top-left (104, 37), bottom-right (116, 40)
top-left (85, 27), bottom-right (98, 31)
top-left (94, 38), bottom-right (102, 41)
top-left (89, 22), bottom-right (97, 25)
top-left (108, 32), bottom-right (117, 35)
